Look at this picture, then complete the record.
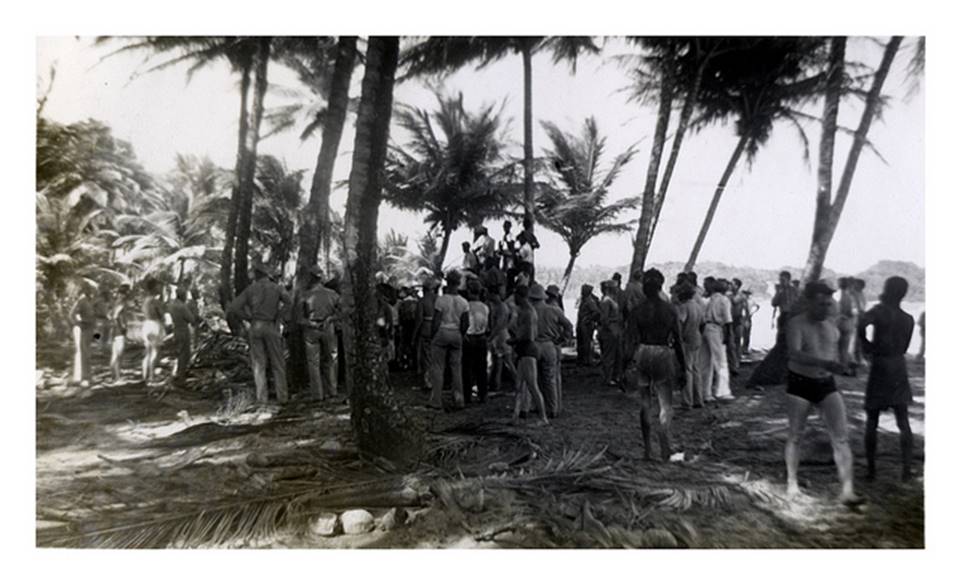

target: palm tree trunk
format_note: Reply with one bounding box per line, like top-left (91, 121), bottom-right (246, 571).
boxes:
top-left (521, 41), bottom-right (535, 229)
top-left (219, 48), bottom-right (252, 313)
top-left (560, 248), bottom-right (580, 295)
top-left (630, 55), bottom-right (675, 276)
top-left (434, 226), bottom-right (452, 276)
top-left (803, 36), bottom-right (902, 281)
top-left (341, 36), bottom-right (421, 466)
top-left (234, 37), bottom-right (271, 296)
top-left (295, 36), bottom-right (358, 290)
top-left (645, 58), bottom-right (706, 252)
top-left (684, 134), bottom-right (749, 272)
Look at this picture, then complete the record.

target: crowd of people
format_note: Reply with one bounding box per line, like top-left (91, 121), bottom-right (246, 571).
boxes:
top-left (65, 218), bottom-right (923, 504)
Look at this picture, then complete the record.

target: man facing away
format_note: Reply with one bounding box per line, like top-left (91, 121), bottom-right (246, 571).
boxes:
top-left (531, 284), bottom-right (572, 417)
top-left (300, 266), bottom-right (340, 401)
top-left (69, 283), bottom-right (97, 388)
top-left (598, 280), bottom-right (623, 387)
top-left (576, 284), bottom-right (601, 366)
top-left (168, 287), bottom-right (201, 385)
top-left (785, 280), bottom-right (862, 505)
top-left (228, 261), bottom-right (292, 404)
top-left (414, 278), bottom-right (439, 391)
top-left (676, 283), bottom-right (705, 409)
top-left (858, 276), bottom-right (915, 482)
top-left (702, 277), bottom-right (734, 401)
top-left (108, 284), bottom-right (132, 384)
top-left (836, 277), bottom-right (858, 376)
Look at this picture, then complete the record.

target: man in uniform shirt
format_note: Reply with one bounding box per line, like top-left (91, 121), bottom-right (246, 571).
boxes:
top-left (598, 280), bottom-right (623, 387)
top-left (576, 284), bottom-right (600, 366)
top-left (414, 278), bottom-right (439, 391)
top-left (703, 277), bottom-right (734, 401)
top-left (228, 261), bottom-right (292, 404)
top-left (532, 284), bottom-right (572, 417)
top-left (70, 283), bottom-right (97, 387)
top-left (676, 283), bottom-right (705, 409)
top-left (299, 266), bottom-right (340, 401)
top-left (168, 287), bottom-right (201, 385)
top-left (472, 226), bottom-right (496, 266)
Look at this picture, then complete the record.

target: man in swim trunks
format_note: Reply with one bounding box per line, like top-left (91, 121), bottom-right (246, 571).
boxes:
top-left (784, 280), bottom-right (862, 505)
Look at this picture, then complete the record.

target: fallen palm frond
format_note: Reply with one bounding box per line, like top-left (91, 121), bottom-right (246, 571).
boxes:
top-left (38, 475), bottom-right (431, 549)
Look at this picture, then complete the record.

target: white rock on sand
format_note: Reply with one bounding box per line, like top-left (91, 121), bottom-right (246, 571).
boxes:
top-left (340, 509), bottom-right (375, 534)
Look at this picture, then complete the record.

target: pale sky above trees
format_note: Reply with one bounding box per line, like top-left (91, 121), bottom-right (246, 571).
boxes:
top-left (37, 35), bottom-right (923, 274)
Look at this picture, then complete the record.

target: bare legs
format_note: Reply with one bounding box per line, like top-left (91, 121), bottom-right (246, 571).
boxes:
top-left (785, 392), bottom-right (858, 502)
top-left (513, 356), bottom-right (548, 425)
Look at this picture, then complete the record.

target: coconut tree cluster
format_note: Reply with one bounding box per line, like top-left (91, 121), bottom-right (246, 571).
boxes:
top-left (37, 35), bottom-right (921, 466)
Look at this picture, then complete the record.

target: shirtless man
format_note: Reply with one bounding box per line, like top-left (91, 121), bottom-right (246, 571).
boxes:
top-left (785, 280), bottom-right (862, 505)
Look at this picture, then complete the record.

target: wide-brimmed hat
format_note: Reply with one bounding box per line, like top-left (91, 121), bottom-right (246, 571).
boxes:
top-left (309, 265), bottom-right (325, 278)
top-left (252, 260), bottom-right (276, 278)
top-left (545, 284), bottom-right (561, 298)
top-left (529, 284), bottom-right (547, 300)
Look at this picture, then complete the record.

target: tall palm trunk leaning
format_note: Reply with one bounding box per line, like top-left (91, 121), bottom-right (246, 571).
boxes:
top-left (341, 36), bottom-right (422, 465)
top-left (295, 36), bottom-right (358, 288)
top-left (684, 133), bottom-right (749, 272)
top-left (802, 36), bottom-right (903, 281)
top-left (219, 46), bottom-right (253, 313)
top-left (233, 37), bottom-right (272, 295)
top-left (630, 56), bottom-right (674, 275)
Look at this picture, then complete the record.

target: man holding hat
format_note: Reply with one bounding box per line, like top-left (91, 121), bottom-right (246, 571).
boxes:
top-left (784, 280), bottom-right (862, 505)
top-left (229, 260), bottom-right (292, 404)
top-left (299, 265), bottom-right (340, 401)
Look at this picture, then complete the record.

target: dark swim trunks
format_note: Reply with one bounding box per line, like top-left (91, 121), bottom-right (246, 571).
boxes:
top-left (786, 371), bottom-right (838, 404)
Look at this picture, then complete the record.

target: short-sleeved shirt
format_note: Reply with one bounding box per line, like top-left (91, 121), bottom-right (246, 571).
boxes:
top-left (599, 296), bottom-right (622, 335)
top-left (677, 298), bottom-right (705, 346)
top-left (434, 293), bottom-right (469, 332)
top-left (229, 278), bottom-right (291, 322)
top-left (704, 293), bottom-right (733, 326)
top-left (303, 285), bottom-right (340, 324)
top-left (535, 302), bottom-right (572, 344)
top-left (466, 300), bottom-right (490, 335)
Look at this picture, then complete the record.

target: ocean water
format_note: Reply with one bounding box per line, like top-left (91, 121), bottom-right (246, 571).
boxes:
top-left (561, 298), bottom-right (925, 355)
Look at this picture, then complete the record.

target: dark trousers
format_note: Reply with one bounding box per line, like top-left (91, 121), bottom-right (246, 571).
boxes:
top-left (462, 334), bottom-right (489, 403)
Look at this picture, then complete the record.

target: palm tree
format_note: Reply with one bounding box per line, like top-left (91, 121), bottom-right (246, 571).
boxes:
top-left (340, 36), bottom-right (421, 465)
top-left (382, 91), bottom-right (519, 274)
top-left (401, 36), bottom-right (600, 229)
top-left (112, 155), bottom-right (231, 284)
top-left (802, 36), bottom-right (904, 281)
top-left (96, 36), bottom-right (273, 305)
top-left (250, 155), bottom-right (304, 277)
top-left (683, 37), bottom-right (828, 272)
top-left (261, 37), bottom-right (361, 285)
top-left (537, 117), bottom-right (640, 292)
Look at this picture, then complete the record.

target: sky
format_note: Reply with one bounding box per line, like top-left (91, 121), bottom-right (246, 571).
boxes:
top-left (36, 36), bottom-right (924, 275)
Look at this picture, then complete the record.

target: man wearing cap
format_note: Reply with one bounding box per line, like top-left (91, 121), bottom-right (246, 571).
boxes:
top-left (299, 266), bottom-right (340, 401)
top-left (785, 280), bottom-right (862, 505)
top-left (414, 277), bottom-right (439, 391)
top-left (430, 270), bottom-right (470, 410)
top-left (576, 284), bottom-right (600, 366)
top-left (545, 284), bottom-right (571, 410)
top-left (69, 282), bottom-right (97, 388)
top-left (532, 284), bottom-right (572, 417)
top-left (676, 283), bottom-right (705, 409)
top-left (229, 261), bottom-right (292, 404)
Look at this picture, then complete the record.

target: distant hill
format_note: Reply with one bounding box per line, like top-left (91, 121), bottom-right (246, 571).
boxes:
top-left (540, 260), bottom-right (924, 303)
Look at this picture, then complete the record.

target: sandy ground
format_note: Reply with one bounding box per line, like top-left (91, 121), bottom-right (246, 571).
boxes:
top-left (35, 341), bottom-right (924, 548)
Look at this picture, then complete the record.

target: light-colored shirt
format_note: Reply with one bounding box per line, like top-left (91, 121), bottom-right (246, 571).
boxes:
top-left (434, 293), bottom-right (469, 332)
top-left (677, 298), bottom-right (705, 346)
top-left (302, 285), bottom-right (340, 326)
top-left (473, 234), bottom-right (496, 262)
top-left (704, 293), bottom-right (733, 326)
top-left (466, 300), bottom-right (490, 335)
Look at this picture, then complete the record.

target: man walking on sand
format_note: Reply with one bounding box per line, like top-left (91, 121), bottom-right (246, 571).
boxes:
top-left (784, 280), bottom-right (863, 506)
